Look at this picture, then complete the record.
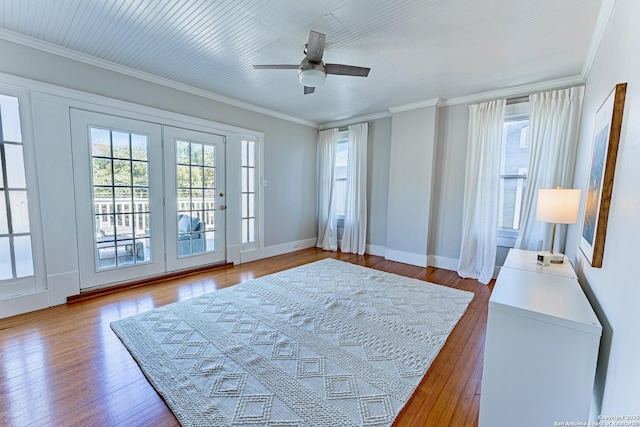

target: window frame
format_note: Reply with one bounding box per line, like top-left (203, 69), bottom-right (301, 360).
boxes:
top-left (0, 87), bottom-right (45, 298)
top-left (240, 136), bottom-right (262, 251)
top-left (334, 130), bottom-right (349, 220)
top-left (498, 101), bottom-right (530, 247)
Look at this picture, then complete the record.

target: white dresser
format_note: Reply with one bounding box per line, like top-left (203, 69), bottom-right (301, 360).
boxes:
top-left (479, 249), bottom-right (602, 427)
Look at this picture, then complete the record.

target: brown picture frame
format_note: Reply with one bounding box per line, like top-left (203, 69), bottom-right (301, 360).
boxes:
top-left (579, 83), bottom-right (627, 268)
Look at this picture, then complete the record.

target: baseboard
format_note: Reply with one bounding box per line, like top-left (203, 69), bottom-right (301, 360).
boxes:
top-left (365, 244), bottom-right (386, 257)
top-left (0, 290), bottom-right (49, 320)
top-left (240, 237), bottom-right (317, 264)
top-left (384, 249), bottom-right (428, 268)
top-left (427, 255), bottom-right (459, 272)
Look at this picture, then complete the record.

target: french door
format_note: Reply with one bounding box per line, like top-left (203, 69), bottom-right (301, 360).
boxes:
top-left (164, 126), bottom-right (226, 271)
top-left (71, 111), bottom-right (226, 289)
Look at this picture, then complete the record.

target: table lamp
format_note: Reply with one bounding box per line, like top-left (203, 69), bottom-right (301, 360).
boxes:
top-left (535, 186), bottom-right (581, 264)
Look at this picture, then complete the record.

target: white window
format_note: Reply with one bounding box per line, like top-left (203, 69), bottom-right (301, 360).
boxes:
top-left (0, 91), bottom-right (44, 299)
top-left (241, 138), bottom-right (257, 246)
top-left (176, 139), bottom-right (217, 257)
top-left (0, 95), bottom-right (34, 281)
top-left (334, 130), bottom-right (349, 218)
top-left (91, 127), bottom-right (151, 269)
top-left (499, 102), bottom-right (530, 241)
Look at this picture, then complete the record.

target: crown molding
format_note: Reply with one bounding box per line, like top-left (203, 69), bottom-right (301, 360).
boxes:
top-left (319, 111), bottom-right (392, 130)
top-left (581, 0), bottom-right (616, 80)
top-left (439, 76), bottom-right (585, 107)
top-left (388, 98), bottom-right (442, 113)
top-left (0, 28), bottom-right (319, 129)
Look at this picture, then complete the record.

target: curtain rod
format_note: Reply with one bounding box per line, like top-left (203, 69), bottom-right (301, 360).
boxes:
top-left (506, 96), bottom-right (529, 105)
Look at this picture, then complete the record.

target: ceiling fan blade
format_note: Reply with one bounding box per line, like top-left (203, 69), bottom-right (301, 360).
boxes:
top-left (325, 63), bottom-right (370, 77)
top-left (305, 31), bottom-right (326, 63)
top-left (253, 64), bottom-right (300, 70)
top-left (304, 86), bottom-right (315, 95)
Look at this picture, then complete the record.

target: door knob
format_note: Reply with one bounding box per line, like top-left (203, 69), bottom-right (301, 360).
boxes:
top-left (219, 205), bottom-right (226, 210)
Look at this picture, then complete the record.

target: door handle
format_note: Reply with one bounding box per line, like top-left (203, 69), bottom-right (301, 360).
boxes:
top-left (219, 205), bottom-right (226, 210)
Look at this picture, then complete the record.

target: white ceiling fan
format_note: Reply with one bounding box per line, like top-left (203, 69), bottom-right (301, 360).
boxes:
top-left (253, 30), bottom-right (371, 94)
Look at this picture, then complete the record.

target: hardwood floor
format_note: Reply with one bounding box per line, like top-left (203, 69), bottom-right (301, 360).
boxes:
top-left (0, 248), bottom-right (493, 427)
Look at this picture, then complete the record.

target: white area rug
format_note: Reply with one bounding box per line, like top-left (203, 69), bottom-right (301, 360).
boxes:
top-left (111, 258), bottom-right (473, 426)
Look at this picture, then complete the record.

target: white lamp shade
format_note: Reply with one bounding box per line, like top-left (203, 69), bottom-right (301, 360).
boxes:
top-left (298, 69), bottom-right (326, 87)
top-left (536, 188), bottom-right (581, 224)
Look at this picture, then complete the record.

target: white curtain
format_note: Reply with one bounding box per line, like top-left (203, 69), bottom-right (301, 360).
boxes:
top-left (515, 86), bottom-right (584, 253)
top-left (341, 122), bottom-right (368, 255)
top-left (316, 128), bottom-right (339, 251)
top-left (457, 99), bottom-right (506, 285)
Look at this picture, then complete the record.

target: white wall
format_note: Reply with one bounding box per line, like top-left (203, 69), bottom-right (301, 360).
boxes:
top-left (385, 106), bottom-right (438, 266)
top-left (565, 0), bottom-right (640, 417)
top-left (366, 117), bottom-right (392, 254)
top-left (428, 103), bottom-right (469, 269)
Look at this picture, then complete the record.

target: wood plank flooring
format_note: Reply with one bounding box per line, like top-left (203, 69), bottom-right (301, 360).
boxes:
top-left (0, 248), bottom-right (493, 427)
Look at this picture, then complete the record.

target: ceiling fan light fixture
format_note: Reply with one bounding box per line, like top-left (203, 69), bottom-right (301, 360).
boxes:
top-left (298, 68), bottom-right (326, 87)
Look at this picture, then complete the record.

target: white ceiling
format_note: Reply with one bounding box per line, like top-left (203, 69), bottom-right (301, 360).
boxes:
top-left (0, 0), bottom-right (605, 126)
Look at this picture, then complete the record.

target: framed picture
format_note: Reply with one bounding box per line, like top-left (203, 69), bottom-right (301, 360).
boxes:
top-left (580, 83), bottom-right (627, 268)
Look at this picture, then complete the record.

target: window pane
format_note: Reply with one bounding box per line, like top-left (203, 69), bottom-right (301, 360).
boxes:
top-left (0, 237), bottom-right (11, 280)
top-left (500, 117), bottom-right (529, 231)
top-left (242, 193), bottom-right (248, 218)
top-left (203, 167), bottom-right (215, 188)
top-left (91, 128), bottom-right (111, 157)
top-left (93, 158), bottom-right (113, 186)
top-left (242, 219), bottom-right (248, 244)
top-left (204, 145), bottom-right (215, 167)
top-left (112, 131), bottom-right (130, 159)
top-left (0, 95), bottom-right (22, 143)
top-left (191, 143), bottom-right (203, 165)
top-left (113, 160), bottom-right (131, 185)
top-left (177, 165), bottom-right (190, 188)
top-left (248, 168), bottom-right (255, 193)
top-left (131, 134), bottom-right (147, 160)
top-left (502, 120), bottom-right (529, 175)
top-left (242, 168), bottom-right (248, 192)
top-left (9, 191), bottom-right (30, 233)
top-left (0, 193), bottom-right (7, 234)
top-left (5, 144), bottom-right (27, 188)
top-left (14, 235), bottom-right (33, 277)
top-left (248, 141), bottom-right (255, 167)
top-left (248, 218), bottom-right (255, 242)
top-left (241, 140), bottom-right (248, 167)
top-left (0, 153), bottom-right (3, 187)
top-left (248, 194), bottom-right (255, 217)
top-left (176, 140), bottom-right (190, 164)
top-left (132, 161), bottom-right (148, 186)
top-left (205, 231), bottom-right (214, 252)
top-left (191, 166), bottom-right (203, 188)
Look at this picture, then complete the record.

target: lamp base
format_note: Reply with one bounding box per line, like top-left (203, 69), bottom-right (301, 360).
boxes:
top-left (537, 251), bottom-right (565, 265)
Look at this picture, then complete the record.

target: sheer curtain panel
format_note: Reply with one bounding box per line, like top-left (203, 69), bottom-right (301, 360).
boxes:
top-left (341, 122), bottom-right (368, 255)
top-left (515, 86), bottom-right (584, 253)
top-left (316, 128), bottom-right (339, 251)
top-left (457, 99), bottom-right (506, 284)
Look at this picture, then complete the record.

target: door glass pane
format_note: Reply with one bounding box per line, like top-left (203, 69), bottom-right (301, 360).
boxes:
top-left (14, 235), bottom-right (33, 277)
top-left (5, 144), bottom-right (26, 188)
top-left (9, 191), bottom-right (30, 233)
top-left (90, 127), bottom-right (151, 270)
top-left (241, 139), bottom-right (256, 244)
top-left (0, 95), bottom-right (22, 143)
top-left (0, 193), bottom-right (7, 234)
top-left (0, 94), bottom-right (34, 282)
top-left (176, 140), bottom-right (216, 257)
top-left (0, 237), bottom-right (11, 280)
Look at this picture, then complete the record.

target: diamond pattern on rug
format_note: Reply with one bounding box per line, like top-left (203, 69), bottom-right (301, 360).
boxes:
top-left (325, 374), bottom-right (358, 399)
top-left (111, 258), bottom-right (473, 426)
top-left (233, 395), bottom-right (273, 423)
